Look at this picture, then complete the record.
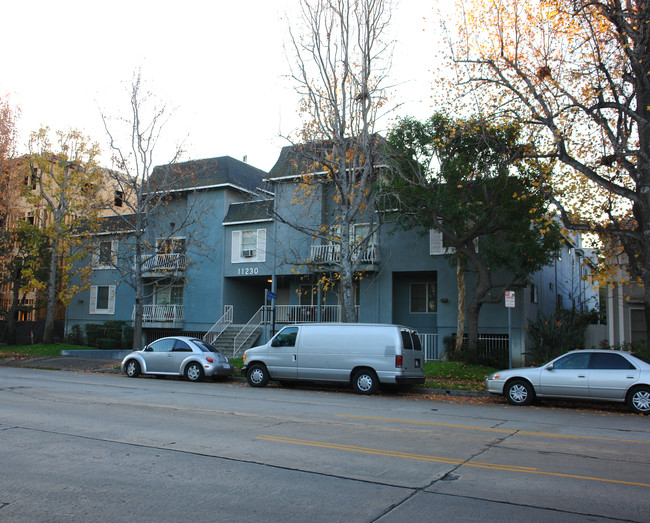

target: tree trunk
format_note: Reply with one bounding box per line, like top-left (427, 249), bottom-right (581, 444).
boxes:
top-left (6, 262), bottom-right (22, 345)
top-left (43, 238), bottom-right (59, 344)
top-left (455, 256), bottom-right (466, 353)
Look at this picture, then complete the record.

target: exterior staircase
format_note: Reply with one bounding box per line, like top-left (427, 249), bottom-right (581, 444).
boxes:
top-left (208, 324), bottom-right (262, 358)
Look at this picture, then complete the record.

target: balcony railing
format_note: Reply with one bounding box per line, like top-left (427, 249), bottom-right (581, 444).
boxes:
top-left (310, 243), bottom-right (379, 264)
top-left (133, 304), bottom-right (184, 324)
top-left (139, 253), bottom-right (186, 272)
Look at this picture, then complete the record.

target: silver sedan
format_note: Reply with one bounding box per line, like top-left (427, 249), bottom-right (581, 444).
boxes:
top-left (485, 349), bottom-right (650, 414)
top-left (121, 336), bottom-right (234, 382)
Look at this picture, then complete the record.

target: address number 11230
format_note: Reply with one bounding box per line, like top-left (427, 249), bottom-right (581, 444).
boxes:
top-left (237, 267), bottom-right (259, 275)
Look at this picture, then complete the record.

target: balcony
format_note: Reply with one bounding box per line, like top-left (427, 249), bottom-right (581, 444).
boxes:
top-left (138, 253), bottom-right (186, 277)
top-left (310, 243), bottom-right (379, 267)
top-left (133, 304), bottom-right (184, 328)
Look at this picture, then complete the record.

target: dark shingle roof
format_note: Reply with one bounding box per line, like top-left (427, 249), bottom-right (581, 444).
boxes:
top-left (266, 137), bottom-right (387, 180)
top-left (223, 200), bottom-right (273, 224)
top-left (75, 213), bottom-right (137, 236)
top-left (267, 142), bottom-right (334, 180)
top-left (150, 156), bottom-right (269, 194)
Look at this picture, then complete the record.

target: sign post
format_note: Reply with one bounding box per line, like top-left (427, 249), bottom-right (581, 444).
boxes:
top-left (505, 290), bottom-right (515, 368)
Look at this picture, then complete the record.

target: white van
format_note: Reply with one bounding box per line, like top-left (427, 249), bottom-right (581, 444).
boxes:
top-left (242, 323), bottom-right (425, 394)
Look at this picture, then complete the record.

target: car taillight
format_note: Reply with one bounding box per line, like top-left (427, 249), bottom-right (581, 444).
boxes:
top-left (395, 355), bottom-right (403, 368)
top-left (206, 357), bottom-right (214, 363)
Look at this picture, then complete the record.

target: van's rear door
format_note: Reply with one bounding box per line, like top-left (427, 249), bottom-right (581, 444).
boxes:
top-left (400, 329), bottom-right (423, 375)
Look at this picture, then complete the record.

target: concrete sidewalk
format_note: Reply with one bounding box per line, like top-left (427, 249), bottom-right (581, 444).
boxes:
top-left (0, 356), bottom-right (121, 373)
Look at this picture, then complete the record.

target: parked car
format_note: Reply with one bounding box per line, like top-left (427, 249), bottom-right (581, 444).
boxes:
top-left (485, 349), bottom-right (650, 413)
top-left (121, 336), bottom-right (234, 382)
top-left (242, 323), bottom-right (425, 394)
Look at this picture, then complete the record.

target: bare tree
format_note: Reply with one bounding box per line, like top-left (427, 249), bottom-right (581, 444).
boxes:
top-left (101, 71), bottom-right (209, 349)
top-left (280, 0), bottom-right (393, 322)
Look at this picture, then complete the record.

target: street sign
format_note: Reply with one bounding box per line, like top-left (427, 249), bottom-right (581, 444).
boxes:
top-left (266, 290), bottom-right (277, 301)
top-left (505, 290), bottom-right (515, 308)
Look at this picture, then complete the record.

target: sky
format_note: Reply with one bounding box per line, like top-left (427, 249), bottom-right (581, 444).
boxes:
top-left (2, 1), bottom-right (445, 172)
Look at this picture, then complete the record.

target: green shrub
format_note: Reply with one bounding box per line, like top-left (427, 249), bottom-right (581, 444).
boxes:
top-left (526, 309), bottom-right (593, 365)
top-left (85, 320), bottom-right (130, 349)
top-left (65, 324), bottom-right (85, 345)
top-left (599, 339), bottom-right (649, 359)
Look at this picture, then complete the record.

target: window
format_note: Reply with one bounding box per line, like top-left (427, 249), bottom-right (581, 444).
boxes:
top-left (241, 230), bottom-right (257, 257)
top-left (410, 282), bottom-right (437, 313)
top-left (172, 339), bottom-right (192, 352)
top-left (231, 229), bottom-right (266, 263)
top-left (147, 338), bottom-right (174, 353)
top-left (589, 353), bottom-right (635, 370)
top-left (530, 283), bottom-right (538, 304)
top-left (272, 327), bottom-right (298, 347)
top-left (114, 190), bottom-right (124, 207)
top-left (93, 240), bottom-right (117, 269)
top-left (89, 285), bottom-right (116, 314)
top-left (155, 285), bottom-right (184, 306)
top-left (553, 352), bottom-right (590, 370)
top-left (429, 229), bottom-right (454, 255)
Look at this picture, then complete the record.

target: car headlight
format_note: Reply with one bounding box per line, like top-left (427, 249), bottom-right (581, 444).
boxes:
top-left (243, 354), bottom-right (247, 363)
top-left (487, 374), bottom-right (501, 380)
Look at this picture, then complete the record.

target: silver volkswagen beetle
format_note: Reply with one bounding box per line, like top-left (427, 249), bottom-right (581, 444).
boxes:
top-left (121, 336), bottom-right (234, 382)
top-left (485, 349), bottom-right (650, 414)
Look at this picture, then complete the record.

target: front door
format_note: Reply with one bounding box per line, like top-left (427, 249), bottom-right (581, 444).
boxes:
top-left (539, 352), bottom-right (591, 398)
top-left (265, 327), bottom-right (299, 379)
top-left (144, 338), bottom-right (175, 373)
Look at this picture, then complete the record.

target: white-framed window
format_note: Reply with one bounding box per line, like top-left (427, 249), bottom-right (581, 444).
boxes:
top-left (231, 229), bottom-right (266, 263)
top-left (429, 229), bottom-right (454, 255)
top-left (92, 240), bottom-right (117, 269)
top-left (154, 285), bottom-right (184, 306)
top-left (89, 285), bottom-right (116, 314)
top-left (410, 282), bottom-right (437, 313)
top-left (429, 228), bottom-right (478, 255)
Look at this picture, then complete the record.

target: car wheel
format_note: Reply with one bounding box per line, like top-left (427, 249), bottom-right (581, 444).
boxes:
top-left (628, 386), bottom-right (650, 414)
top-left (352, 369), bottom-right (378, 395)
top-left (505, 379), bottom-right (534, 406)
top-left (185, 362), bottom-right (204, 382)
top-left (247, 363), bottom-right (269, 387)
top-left (125, 360), bottom-right (141, 378)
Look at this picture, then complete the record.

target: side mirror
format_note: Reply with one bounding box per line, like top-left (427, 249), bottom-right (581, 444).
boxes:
top-left (144, 346), bottom-right (152, 352)
top-left (271, 338), bottom-right (280, 347)
top-left (545, 363), bottom-right (554, 370)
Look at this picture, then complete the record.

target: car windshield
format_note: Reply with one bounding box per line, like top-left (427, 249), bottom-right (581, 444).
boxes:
top-left (192, 339), bottom-right (220, 354)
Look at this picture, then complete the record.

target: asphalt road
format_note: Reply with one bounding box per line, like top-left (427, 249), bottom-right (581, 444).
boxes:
top-left (1, 366), bottom-right (649, 522)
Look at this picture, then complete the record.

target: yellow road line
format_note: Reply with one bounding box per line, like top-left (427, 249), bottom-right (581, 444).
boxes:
top-left (335, 415), bottom-right (650, 444)
top-left (256, 435), bottom-right (650, 488)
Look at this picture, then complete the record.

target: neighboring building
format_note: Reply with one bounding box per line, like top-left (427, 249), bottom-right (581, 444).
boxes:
top-left (0, 159), bottom-right (132, 323)
top-left (64, 149), bottom-right (599, 366)
top-left (601, 249), bottom-right (647, 348)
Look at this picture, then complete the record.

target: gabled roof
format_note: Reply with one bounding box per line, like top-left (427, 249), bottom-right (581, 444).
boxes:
top-left (150, 156), bottom-right (270, 195)
top-left (267, 137), bottom-right (387, 180)
top-left (223, 200), bottom-right (273, 225)
top-left (267, 142), bottom-right (334, 180)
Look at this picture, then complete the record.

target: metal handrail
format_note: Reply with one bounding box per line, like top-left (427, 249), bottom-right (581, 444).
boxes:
top-left (139, 253), bottom-right (187, 271)
top-left (310, 243), bottom-right (379, 264)
top-left (233, 306), bottom-right (269, 357)
top-left (203, 305), bottom-right (233, 345)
